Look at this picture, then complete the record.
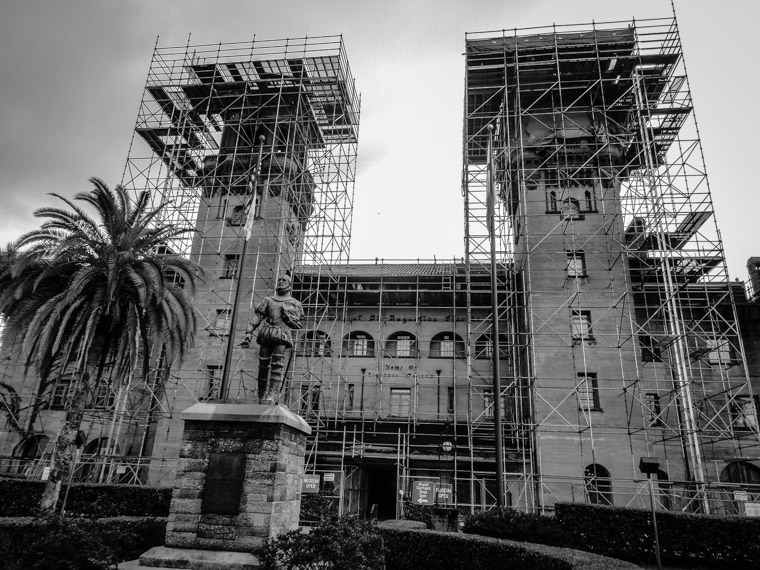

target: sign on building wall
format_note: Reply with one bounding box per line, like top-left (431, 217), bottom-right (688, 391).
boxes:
top-left (412, 480), bottom-right (453, 505)
top-left (302, 474), bottom-right (321, 494)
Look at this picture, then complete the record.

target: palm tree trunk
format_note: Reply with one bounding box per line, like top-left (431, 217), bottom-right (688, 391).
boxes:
top-left (38, 372), bottom-right (90, 514)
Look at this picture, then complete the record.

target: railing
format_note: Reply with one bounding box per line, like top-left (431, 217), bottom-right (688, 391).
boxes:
top-left (0, 454), bottom-right (178, 487)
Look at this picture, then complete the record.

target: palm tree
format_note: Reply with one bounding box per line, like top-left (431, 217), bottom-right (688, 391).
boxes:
top-left (0, 178), bottom-right (201, 513)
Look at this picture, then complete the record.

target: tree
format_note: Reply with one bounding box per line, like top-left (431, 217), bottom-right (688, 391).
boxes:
top-left (0, 178), bottom-right (202, 513)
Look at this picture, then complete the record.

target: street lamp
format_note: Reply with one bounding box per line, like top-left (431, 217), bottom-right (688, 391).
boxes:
top-left (639, 457), bottom-right (663, 570)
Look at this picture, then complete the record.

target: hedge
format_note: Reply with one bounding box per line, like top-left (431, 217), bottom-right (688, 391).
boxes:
top-left (0, 478), bottom-right (171, 517)
top-left (378, 525), bottom-right (638, 570)
top-left (555, 502), bottom-right (760, 569)
top-left (463, 506), bottom-right (570, 546)
top-left (0, 516), bottom-right (166, 569)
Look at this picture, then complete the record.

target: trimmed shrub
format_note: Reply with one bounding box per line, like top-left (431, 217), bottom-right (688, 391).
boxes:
top-left (0, 478), bottom-right (171, 517)
top-left (378, 526), bottom-right (638, 570)
top-left (555, 502), bottom-right (760, 569)
top-left (463, 506), bottom-right (570, 547)
top-left (0, 515), bottom-right (166, 569)
top-left (298, 492), bottom-right (338, 524)
top-left (402, 500), bottom-right (434, 529)
top-left (255, 515), bottom-right (385, 570)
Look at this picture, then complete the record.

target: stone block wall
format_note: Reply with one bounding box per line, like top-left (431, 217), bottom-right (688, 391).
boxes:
top-left (165, 414), bottom-right (307, 552)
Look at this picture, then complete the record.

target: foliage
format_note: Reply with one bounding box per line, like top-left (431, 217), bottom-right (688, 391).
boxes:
top-left (0, 478), bottom-right (172, 517)
top-left (0, 178), bottom-right (202, 511)
top-left (299, 492), bottom-right (338, 524)
top-left (463, 506), bottom-right (571, 547)
top-left (555, 502), bottom-right (760, 568)
top-left (255, 516), bottom-right (385, 570)
top-left (402, 500), bottom-right (434, 529)
top-left (378, 526), bottom-right (638, 570)
top-left (0, 515), bottom-right (166, 570)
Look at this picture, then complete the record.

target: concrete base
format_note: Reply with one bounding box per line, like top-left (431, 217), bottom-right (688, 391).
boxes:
top-left (119, 546), bottom-right (258, 569)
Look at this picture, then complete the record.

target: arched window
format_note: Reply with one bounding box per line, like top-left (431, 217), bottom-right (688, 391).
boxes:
top-left (475, 334), bottom-right (509, 360)
top-left (79, 437), bottom-right (121, 483)
top-left (12, 434), bottom-right (50, 475)
top-left (720, 461), bottom-right (760, 486)
top-left (385, 331), bottom-right (418, 359)
top-left (13, 435), bottom-right (49, 460)
top-left (430, 332), bottom-right (465, 359)
top-left (343, 331), bottom-right (375, 357)
top-left (301, 331), bottom-right (332, 357)
top-left (561, 198), bottom-right (581, 220)
top-left (585, 463), bottom-right (613, 505)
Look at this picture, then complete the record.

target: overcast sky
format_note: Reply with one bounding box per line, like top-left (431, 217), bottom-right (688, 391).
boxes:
top-left (1, 0), bottom-right (758, 280)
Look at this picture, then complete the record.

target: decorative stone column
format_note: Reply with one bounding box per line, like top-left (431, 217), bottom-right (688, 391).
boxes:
top-left (132, 402), bottom-right (310, 569)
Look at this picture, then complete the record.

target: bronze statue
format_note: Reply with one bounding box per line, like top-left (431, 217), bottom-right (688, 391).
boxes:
top-left (241, 275), bottom-right (303, 404)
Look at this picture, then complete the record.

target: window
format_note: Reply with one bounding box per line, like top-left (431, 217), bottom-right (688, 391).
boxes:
top-left (561, 198), bottom-right (581, 220)
top-left (448, 387), bottom-right (455, 413)
top-left (640, 335), bottom-right (662, 363)
top-left (346, 384), bottom-right (355, 410)
top-left (430, 332), bottom-right (465, 359)
top-left (211, 309), bottom-right (231, 336)
top-left (227, 205), bottom-right (246, 226)
top-left (90, 381), bottom-right (116, 410)
top-left (585, 464), bottom-right (613, 505)
top-left (484, 389), bottom-right (507, 420)
top-left (390, 388), bottom-right (411, 417)
top-left (584, 189), bottom-right (596, 212)
top-left (577, 373), bottom-right (600, 411)
top-left (343, 331), bottom-right (375, 357)
top-left (571, 310), bottom-right (593, 341)
top-left (49, 377), bottom-right (75, 410)
top-left (547, 190), bottom-right (558, 212)
top-left (311, 387), bottom-right (321, 412)
top-left (385, 332), bottom-right (418, 359)
top-left (707, 338), bottom-right (731, 366)
top-left (566, 251), bottom-right (586, 278)
top-left (303, 330), bottom-right (331, 357)
top-left (731, 396), bottom-right (759, 432)
top-left (203, 365), bottom-right (222, 400)
top-left (222, 254), bottom-right (240, 279)
top-left (475, 333), bottom-right (509, 360)
top-left (645, 392), bottom-right (663, 427)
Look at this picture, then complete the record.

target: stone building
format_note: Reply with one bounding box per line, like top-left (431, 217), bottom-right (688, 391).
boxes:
top-left (2, 19), bottom-right (760, 518)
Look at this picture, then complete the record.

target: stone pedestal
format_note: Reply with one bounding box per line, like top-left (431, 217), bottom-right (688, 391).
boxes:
top-left (122, 402), bottom-right (310, 569)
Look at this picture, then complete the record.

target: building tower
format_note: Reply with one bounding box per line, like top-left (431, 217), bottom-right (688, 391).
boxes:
top-left (119, 36), bottom-right (360, 483)
top-left (464, 18), bottom-right (758, 511)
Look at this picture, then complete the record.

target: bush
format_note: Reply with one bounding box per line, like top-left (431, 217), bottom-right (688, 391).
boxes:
top-left (402, 501), bottom-right (434, 529)
top-left (298, 492), bottom-right (338, 524)
top-left (0, 478), bottom-right (171, 517)
top-left (555, 502), bottom-right (760, 568)
top-left (378, 525), bottom-right (637, 570)
top-left (463, 506), bottom-right (570, 547)
top-left (0, 515), bottom-right (166, 569)
top-left (255, 516), bottom-right (385, 570)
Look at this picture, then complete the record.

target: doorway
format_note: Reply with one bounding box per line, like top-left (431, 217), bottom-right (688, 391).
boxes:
top-left (365, 466), bottom-right (397, 519)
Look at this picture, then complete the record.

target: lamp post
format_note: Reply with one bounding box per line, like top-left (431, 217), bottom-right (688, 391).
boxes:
top-left (639, 457), bottom-right (663, 570)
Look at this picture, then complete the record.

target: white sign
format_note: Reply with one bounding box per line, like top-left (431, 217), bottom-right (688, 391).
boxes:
top-left (41, 467), bottom-right (50, 481)
top-left (734, 490), bottom-right (748, 502)
top-left (116, 465), bottom-right (127, 474)
top-left (302, 474), bottom-right (321, 494)
top-left (324, 472), bottom-right (335, 483)
top-left (744, 502), bottom-right (760, 517)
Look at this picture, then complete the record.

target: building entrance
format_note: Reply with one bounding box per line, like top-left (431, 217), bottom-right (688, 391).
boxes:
top-left (365, 466), bottom-right (397, 519)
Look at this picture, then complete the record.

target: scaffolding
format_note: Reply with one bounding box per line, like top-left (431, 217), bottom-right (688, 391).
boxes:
top-left (464, 16), bottom-right (759, 511)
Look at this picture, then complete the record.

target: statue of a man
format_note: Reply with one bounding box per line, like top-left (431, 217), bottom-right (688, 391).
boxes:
top-left (241, 274), bottom-right (303, 404)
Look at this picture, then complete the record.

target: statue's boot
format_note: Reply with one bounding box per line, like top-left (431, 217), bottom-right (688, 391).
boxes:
top-left (261, 353), bottom-right (285, 405)
top-left (257, 356), bottom-right (271, 402)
